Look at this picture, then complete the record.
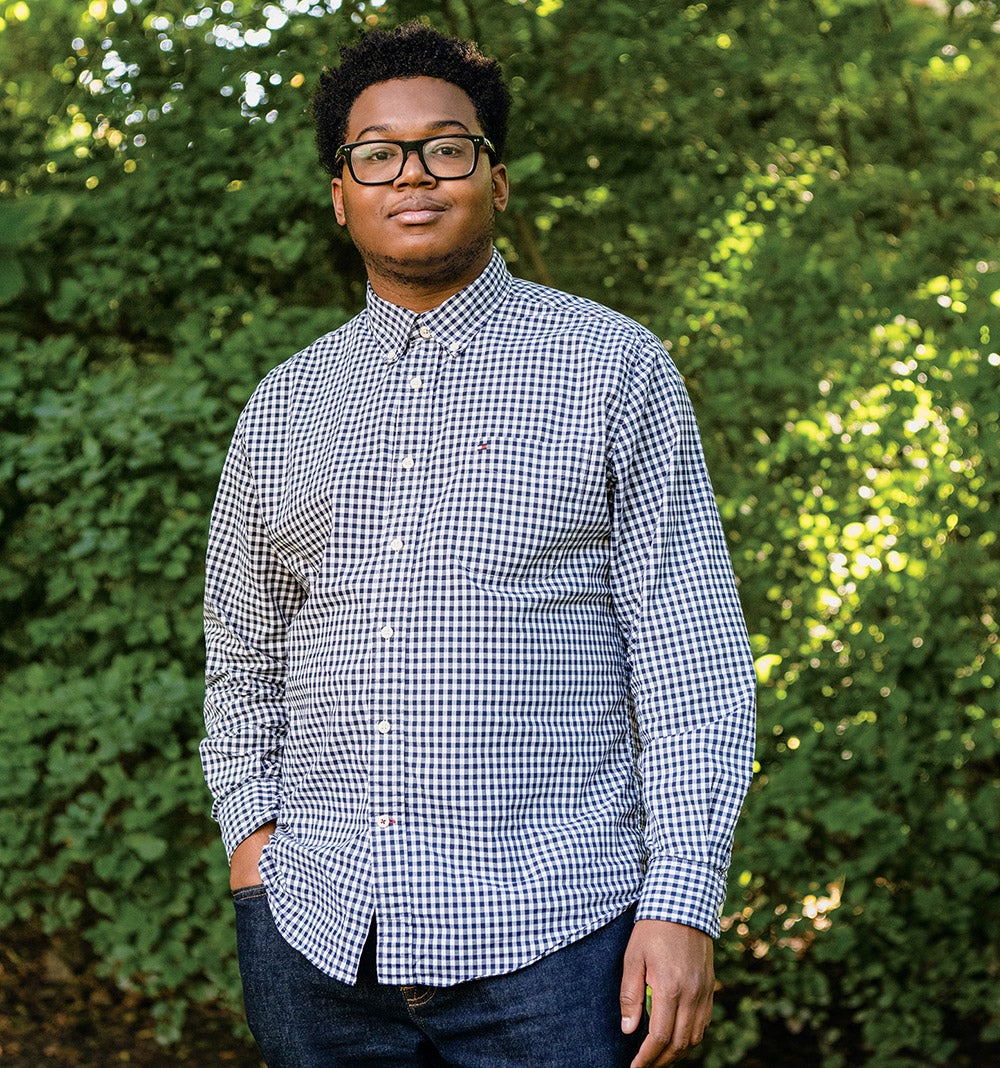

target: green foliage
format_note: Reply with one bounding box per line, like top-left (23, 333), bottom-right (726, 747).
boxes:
top-left (1, 0), bottom-right (998, 1062)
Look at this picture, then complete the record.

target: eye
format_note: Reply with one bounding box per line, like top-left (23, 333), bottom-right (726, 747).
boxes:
top-left (356, 143), bottom-right (399, 163)
top-left (427, 138), bottom-right (470, 158)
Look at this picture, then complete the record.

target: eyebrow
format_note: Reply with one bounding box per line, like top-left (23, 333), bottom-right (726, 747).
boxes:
top-left (352, 119), bottom-right (474, 141)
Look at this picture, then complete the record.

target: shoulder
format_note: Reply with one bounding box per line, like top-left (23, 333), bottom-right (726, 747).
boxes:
top-left (501, 275), bottom-right (682, 389)
top-left (256, 311), bottom-right (365, 391)
top-left (505, 275), bottom-right (667, 356)
top-left (236, 311), bottom-right (366, 426)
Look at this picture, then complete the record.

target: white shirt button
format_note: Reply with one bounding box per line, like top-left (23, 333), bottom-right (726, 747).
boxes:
top-left (448, 341), bottom-right (462, 354)
top-left (418, 325), bottom-right (432, 339)
top-left (389, 537), bottom-right (404, 552)
top-left (401, 456), bottom-right (415, 470)
top-left (379, 625), bottom-right (395, 640)
top-left (376, 720), bottom-right (392, 734)
top-left (409, 376), bottom-right (423, 390)
top-left (376, 815), bottom-right (395, 828)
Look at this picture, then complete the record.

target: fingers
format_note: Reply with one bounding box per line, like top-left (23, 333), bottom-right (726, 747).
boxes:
top-left (622, 920), bottom-right (716, 1067)
top-left (619, 949), bottom-right (647, 1035)
top-left (621, 934), bottom-right (684, 1065)
top-left (631, 985), bottom-right (680, 1067)
top-left (630, 987), bottom-right (713, 1067)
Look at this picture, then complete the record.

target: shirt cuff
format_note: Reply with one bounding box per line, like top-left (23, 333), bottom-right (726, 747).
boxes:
top-left (635, 854), bottom-right (728, 938)
top-left (212, 778), bottom-right (283, 861)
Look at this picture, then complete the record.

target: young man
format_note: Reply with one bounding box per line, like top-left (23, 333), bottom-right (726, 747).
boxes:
top-left (202, 23), bottom-right (755, 1068)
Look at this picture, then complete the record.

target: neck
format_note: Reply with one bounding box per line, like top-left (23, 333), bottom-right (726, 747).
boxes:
top-left (363, 245), bottom-right (493, 312)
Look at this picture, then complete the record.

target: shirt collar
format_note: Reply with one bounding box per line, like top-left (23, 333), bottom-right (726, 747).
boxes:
top-left (364, 248), bottom-right (512, 363)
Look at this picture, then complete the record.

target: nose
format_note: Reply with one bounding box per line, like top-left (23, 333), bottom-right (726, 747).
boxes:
top-left (395, 146), bottom-right (434, 185)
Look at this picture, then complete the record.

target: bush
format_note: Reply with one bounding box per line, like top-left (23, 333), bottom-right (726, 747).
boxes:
top-left (1, 0), bottom-right (997, 1061)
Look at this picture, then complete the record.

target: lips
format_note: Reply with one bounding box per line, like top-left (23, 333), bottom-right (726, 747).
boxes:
top-left (389, 200), bottom-right (446, 224)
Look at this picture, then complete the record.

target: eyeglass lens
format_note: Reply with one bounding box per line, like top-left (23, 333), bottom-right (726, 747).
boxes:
top-left (348, 137), bottom-right (481, 183)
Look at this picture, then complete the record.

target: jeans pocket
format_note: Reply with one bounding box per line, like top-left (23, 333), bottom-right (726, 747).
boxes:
top-left (231, 882), bottom-right (267, 904)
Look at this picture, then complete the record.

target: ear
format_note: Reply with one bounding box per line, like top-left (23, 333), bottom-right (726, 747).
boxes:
top-left (491, 164), bottom-right (509, 213)
top-left (331, 176), bottom-right (347, 227)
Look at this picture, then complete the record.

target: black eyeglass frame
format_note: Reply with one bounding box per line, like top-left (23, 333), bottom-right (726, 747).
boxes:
top-left (335, 134), bottom-right (498, 185)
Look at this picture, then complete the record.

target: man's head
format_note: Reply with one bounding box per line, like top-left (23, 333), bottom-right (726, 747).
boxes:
top-left (315, 24), bottom-right (512, 309)
top-left (312, 22), bottom-right (512, 178)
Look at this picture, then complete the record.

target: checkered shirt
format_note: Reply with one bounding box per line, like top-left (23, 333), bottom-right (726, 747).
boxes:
top-left (201, 250), bottom-right (756, 986)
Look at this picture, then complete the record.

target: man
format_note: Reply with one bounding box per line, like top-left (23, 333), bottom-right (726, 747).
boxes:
top-left (202, 22), bottom-right (755, 1068)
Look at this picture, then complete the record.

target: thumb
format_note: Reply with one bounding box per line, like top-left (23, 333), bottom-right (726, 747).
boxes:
top-left (619, 951), bottom-right (647, 1034)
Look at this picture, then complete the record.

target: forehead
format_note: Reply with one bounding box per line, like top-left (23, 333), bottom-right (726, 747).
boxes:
top-left (345, 76), bottom-right (480, 140)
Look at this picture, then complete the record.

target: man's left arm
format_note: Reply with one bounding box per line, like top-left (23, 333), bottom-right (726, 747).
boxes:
top-left (608, 339), bottom-right (756, 1066)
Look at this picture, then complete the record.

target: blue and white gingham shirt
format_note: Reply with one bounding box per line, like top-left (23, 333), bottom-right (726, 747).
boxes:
top-left (201, 250), bottom-right (755, 986)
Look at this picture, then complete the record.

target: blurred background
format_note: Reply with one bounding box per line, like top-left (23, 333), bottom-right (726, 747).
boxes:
top-left (1, 0), bottom-right (998, 1063)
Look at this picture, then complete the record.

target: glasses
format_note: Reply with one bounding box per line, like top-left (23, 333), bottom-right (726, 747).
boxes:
top-left (335, 134), bottom-right (496, 185)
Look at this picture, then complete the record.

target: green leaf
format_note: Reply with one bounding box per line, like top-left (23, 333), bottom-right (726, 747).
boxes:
top-left (0, 257), bottom-right (26, 303)
top-left (125, 833), bottom-right (169, 863)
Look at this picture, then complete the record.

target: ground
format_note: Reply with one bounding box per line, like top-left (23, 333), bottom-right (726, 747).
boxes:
top-left (0, 921), bottom-right (262, 1066)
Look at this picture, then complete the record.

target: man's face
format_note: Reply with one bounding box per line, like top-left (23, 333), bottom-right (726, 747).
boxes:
top-left (331, 76), bottom-right (508, 301)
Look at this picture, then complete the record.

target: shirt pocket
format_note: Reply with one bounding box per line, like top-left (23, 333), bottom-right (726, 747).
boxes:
top-left (446, 436), bottom-right (609, 587)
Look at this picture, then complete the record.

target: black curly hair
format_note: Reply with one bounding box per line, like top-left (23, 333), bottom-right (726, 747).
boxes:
top-left (312, 22), bottom-right (512, 178)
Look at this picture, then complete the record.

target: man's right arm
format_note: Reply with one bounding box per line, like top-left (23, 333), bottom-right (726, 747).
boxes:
top-left (229, 821), bottom-right (277, 890)
top-left (201, 426), bottom-right (306, 863)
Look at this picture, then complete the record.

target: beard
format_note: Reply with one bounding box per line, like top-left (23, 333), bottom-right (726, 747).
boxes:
top-left (346, 210), bottom-right (496, 294)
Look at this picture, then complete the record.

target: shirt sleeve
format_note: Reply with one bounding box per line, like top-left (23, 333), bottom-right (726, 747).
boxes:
top-left (609, 337), bottom-right (756, 937)
top-left (200, 422), bottom-right (307, 859)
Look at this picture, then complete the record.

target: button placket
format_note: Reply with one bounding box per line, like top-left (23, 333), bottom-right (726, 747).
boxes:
top-left (383, 333), bottom-right (438, 568)
top-left (370, 325), bottom-right (441, 872)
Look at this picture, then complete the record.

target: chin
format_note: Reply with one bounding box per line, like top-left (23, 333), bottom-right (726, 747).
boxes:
top-left (362, 239), bottom-right (493, 288)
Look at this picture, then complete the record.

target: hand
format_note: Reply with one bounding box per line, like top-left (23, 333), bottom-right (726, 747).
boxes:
top-left (229, 821), bottom-right (276, 891)
top-left (620, 919), bottom-right (715, 1066)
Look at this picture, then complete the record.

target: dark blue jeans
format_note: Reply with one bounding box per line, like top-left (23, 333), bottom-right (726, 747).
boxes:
top-left (233, 886), bottom-right (643, 1067)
